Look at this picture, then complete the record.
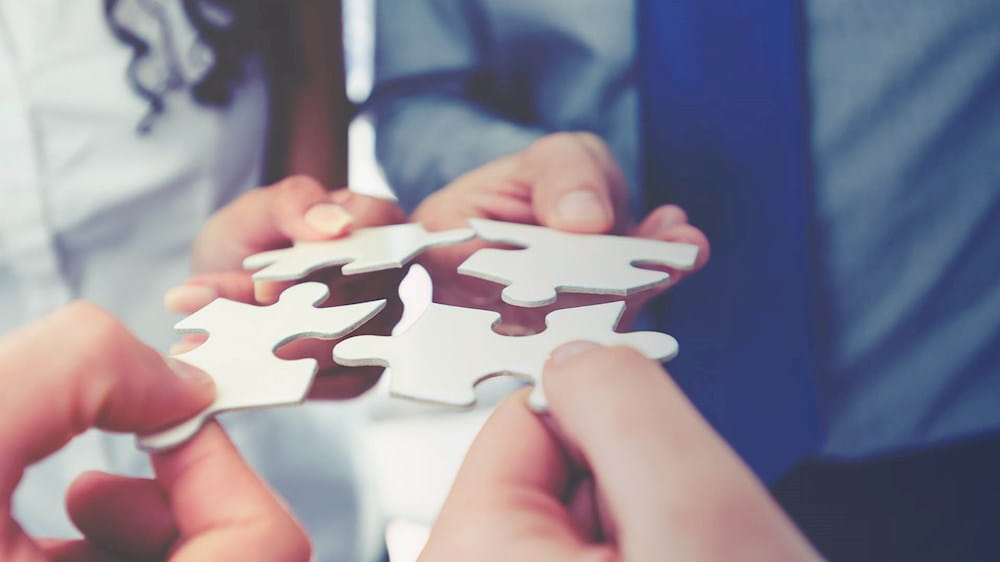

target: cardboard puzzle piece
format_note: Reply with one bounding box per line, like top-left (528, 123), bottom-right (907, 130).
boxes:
top-left (138, 282), bottom-right (385, 451)
top-left (333, 300), bottom-right (677, 411)
top-left (458, 219), bottom-right (700, 307)
top-left (243, 223), bottom-right (475, 282)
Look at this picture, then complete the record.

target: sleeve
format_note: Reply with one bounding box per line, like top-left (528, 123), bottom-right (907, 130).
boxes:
top-left (368, 0), bottom-right (547, 212)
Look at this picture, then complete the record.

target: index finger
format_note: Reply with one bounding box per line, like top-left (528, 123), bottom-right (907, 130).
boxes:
top-left (192, 176), bottom-right (348, 273)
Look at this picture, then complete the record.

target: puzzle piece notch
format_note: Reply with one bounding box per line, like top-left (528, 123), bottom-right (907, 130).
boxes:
top-left (243, 223), bottom-right (476, 281)
top-left (139, 282), bottom-right (385, 451)
top-left (458, 219), bottom-right (700, 307)
top-left (333, 300), bottom-right (677, 412)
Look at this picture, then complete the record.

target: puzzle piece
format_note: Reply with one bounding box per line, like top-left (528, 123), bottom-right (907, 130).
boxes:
top-left (458, 219), bottom-right (700, 307)
top-left (243, 223), bottom-right (475, 281)
top-left (138, 282), bottom-right (385, 451)
top-left (333, 301), bottom-right (677, 411)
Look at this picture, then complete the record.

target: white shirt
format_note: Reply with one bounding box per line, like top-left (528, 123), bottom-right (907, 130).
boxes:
top-left (0, 3), bottom-right (376, 560)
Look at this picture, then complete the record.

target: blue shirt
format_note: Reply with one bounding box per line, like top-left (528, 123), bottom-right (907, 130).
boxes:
top-left (370, 0), bottom-right (1000, 459)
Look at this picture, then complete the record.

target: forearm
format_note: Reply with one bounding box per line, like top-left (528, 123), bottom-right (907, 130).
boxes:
top-left (267, 0), bottom-right (349, 187)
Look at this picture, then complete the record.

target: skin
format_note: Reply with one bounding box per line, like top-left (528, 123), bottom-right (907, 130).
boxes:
top-left (412, 132), bottom-right (711, 333)
top-left (164, 175), bottom-right (407, 399)
top-left (0, 304), bottom-right (308, 562)
top-left (421, 343), bottom-right (823, 562)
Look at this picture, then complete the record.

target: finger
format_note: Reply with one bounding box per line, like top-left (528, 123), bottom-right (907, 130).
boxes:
top-left (0, 303), bottom-right (215, 500)
top-left (169, 335), bottom-right (208, 356)
top-left (411, 156), bottom-right (534, 231)
top-left (635, 204), bottom-right (711, 273)
top-left (330, 189), bottom-right (407, 228)
top-left (164, 272), bottom-right (257, 314)
top-left (66, 472), bottom-right (176, 559)
top-left (542, 343), bottom-right (820, 561)
top-left (421, 389), bottom-right (606, 561)
top-left (192, 175), bottom-right (351, 272)
top-left (520, 132), bottom-right (626, 234)
top-left (153, 422), bottom-right (311, 561)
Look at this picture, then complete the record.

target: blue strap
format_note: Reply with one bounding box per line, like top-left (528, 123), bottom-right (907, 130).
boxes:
top-left (639, 1), bottom-right (825, 481)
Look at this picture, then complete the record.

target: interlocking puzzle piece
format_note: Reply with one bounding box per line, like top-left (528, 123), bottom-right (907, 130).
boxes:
top-left (458, 219), bottom-right (700, 307)
top-left (243, 223), bottom-right (475, 281)
top-left (333, 301), bottom-right (677, 411)
top-left (138, 282), bottom-right (385, 451)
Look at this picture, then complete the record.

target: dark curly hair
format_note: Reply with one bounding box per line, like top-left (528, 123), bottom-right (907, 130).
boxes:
top-left (103, 0), bottom-right (297, 132)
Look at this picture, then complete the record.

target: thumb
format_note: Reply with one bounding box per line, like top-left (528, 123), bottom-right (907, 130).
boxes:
top-left (542, 343), bottom-right (821, 562)
top-left (0, 303), bottom-right (215, 501)
top-left (192, 175), bottom-right (353, 272)
top-left (520, 133), bottom-right (626, 234)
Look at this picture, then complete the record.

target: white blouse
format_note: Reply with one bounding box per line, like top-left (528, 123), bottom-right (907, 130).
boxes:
top-left (0, 3), bottom-right (375, 560)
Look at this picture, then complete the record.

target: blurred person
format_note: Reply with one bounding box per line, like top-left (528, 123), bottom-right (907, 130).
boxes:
top-left (0, 2), bottom-right (398, 560)
top-left (370, 0), bottom-right (1000, 559)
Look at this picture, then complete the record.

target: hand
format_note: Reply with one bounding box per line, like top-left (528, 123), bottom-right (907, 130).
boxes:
top-left (0, 304), bottom-right (308, 561)
top-left (412, 132), bottom-right (709, 333)
top-left (421, 343), bottom-right (820, 561)
top-left (164, 175), bottom-right (408, 398)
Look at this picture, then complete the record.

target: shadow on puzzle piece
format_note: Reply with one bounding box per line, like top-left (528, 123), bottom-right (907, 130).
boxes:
top-left (138, 282), bottom-right (385, 452)
top-left (243, 223), bottom-right (475, 282)
top-left (333, 300), bottom-right (677, 412)
top-left (458, 219), bottom-right (700, 308)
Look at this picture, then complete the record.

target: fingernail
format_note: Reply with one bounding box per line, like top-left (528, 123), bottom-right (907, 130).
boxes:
top-left (555, 191), bottom-right (610, 227)
top-left (164, 285), bottom-right (217, 313)
top-left (165, 358), bottom-right (215, 390)
top-left (305, 203), bottom-right (353, 236)
top-left (549, 341), bottom-right (600, 367)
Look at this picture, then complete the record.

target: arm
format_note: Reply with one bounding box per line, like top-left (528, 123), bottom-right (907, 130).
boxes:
top-left (266, 0), bottom-right (350, 187)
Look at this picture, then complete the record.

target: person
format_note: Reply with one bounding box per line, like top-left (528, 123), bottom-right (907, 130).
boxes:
top-left (370, 0), bottom-right (1000, 558)
top-left (0, 310), bottom-right (820, 560)
top-left (0, 3), bottom-right (399, 560)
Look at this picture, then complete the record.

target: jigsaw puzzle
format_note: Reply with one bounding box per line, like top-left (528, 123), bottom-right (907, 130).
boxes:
top-left (243, 223), bottom-right (475, 281)
top-left (139, 282), bottom-right (385, 451)
top-left (458, 218), bottom-right (700, 307)
top-left (333, 300), bottom-right (677, 411)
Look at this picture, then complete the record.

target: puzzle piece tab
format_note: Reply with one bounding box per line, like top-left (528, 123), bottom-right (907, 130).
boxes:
top-left (244, 223), bottom-right (475, 281)
top-left (458, 219), bottom-right (700, 307)
top-left (138, 282), bottom-right (385, 451)
top-left (333, 301), bottom-right (677, 411)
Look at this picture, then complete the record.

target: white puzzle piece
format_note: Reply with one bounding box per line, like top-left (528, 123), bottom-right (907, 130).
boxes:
top-left (458, 219), bottom-right (700, 307)
top-left (333, 300), bottom-right (677, 412)
top-left (139, 282), bottom-right (385, 451)
top-left (243, 223), bottom-right (475, 281)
